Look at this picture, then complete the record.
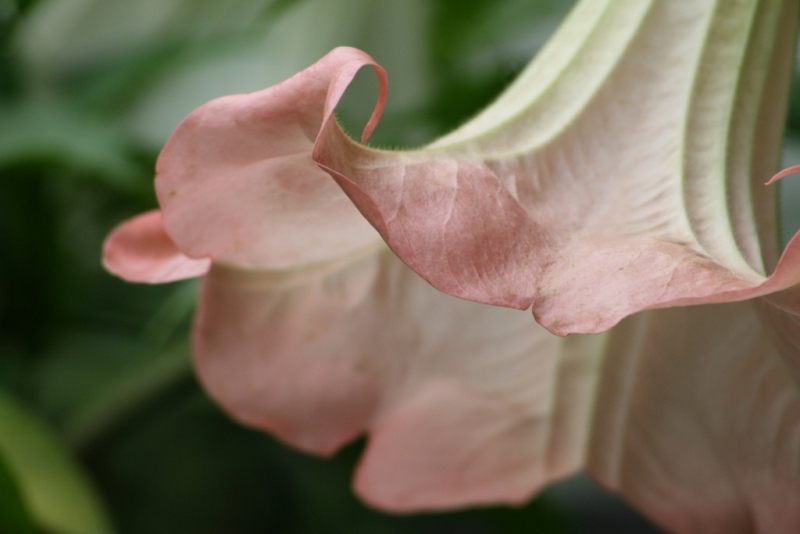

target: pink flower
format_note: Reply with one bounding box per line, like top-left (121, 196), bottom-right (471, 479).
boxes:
top-left (104, 1), bottom-right (800, 532)
top-left (104, 48), bottom-right (566, 512)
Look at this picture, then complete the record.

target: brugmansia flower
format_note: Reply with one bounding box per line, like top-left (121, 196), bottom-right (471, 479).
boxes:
top-left (104, 0), bottom-right (800, 532)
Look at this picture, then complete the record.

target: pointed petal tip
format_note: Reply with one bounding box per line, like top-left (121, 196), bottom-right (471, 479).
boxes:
top-left (765, 165), bottom-right (800, 185)
top-left (103, 210), bottom-right (210, 283)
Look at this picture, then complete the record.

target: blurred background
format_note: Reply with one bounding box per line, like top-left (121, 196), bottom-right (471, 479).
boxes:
top-left (2, 0), bottom-right (799, 532)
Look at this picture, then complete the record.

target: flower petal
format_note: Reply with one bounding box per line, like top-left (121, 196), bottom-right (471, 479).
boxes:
top-left (313, 0), bottom-right (800, 336)
top-left (588, 302), bottom-right (800, 533)
top-left (192, 247), bottom-right (606, 511)
top-left (154, 47), bottom-right (386, 270)
top-left (102, 210), bottom-right (210, 283)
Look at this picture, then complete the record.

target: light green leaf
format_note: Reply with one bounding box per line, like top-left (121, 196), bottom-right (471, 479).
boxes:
top-left (0, 388), bottom-right (114, 534)
top-left (0, 452), bottom-right (35, 534)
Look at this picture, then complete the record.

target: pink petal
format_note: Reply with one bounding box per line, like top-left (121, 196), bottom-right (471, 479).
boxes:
top-left (315, 125), bottom-right (800, 336)
top-left (764, 165), bottom-right (800, 185)
top-left (314, 133), bottom-right (541, 311)
top-left (155, 47), bottom-right (386, 270)
top-left (102, 210), bottom-right (210, 283)
top-left (192, 248), bottom-right (598, 511)
top-left (589, 302), bottom-right (800, 533)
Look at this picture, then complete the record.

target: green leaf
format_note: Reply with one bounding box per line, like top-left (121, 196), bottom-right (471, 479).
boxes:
top-left (0, 388), bottom-right (115, 534)
top-left (0, 452), bottom-right (36, 534)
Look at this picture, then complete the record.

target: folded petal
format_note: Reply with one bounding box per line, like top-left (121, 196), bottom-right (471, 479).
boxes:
top-left (313, 0), bottom-right (800, 336)
top-left (155, 46), bottom-right (386, 270)
top-left (588, 302), bottom-right (800, 534)
top-left (192, 247), bottom-right (607, 511)
top-left (102, 210), bottom-right (210, 283)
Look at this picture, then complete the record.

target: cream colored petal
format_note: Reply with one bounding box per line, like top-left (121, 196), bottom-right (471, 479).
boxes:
top-left (589, 302), bottom-right (800, 534)
top-left (314, 0), bottom-right (800, 336)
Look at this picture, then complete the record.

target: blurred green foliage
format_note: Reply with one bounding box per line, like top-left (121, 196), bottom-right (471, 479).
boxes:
top-left (2, 0), bottom-right (793, 532)
top-left (0, 389), bottom-right (112, 534)
top-left (0, 452), bottom-right (35, 534)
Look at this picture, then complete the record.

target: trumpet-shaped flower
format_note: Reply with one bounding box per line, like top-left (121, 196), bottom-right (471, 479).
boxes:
top-left (104, 0), bottom-right (800, 531)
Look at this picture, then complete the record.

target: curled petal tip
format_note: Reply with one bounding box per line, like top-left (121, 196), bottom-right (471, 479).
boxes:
top-left (765, 165), bottom-right (800, 185)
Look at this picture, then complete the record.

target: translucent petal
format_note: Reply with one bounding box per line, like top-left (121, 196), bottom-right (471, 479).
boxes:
top-left (589, 303), bottom-right (800, 533)
top-left (193, 248), bottom-right (605, 511)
